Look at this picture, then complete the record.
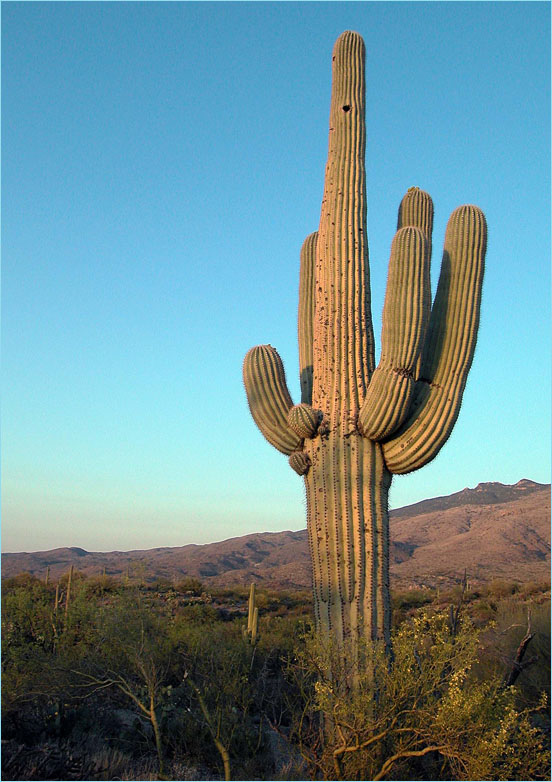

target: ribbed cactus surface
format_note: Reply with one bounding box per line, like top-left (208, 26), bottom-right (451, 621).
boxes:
top-left (243, 31), bottom-right (486, 650)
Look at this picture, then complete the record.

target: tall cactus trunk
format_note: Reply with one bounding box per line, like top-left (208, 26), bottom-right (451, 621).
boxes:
top-left (305, 435), bottom-right (391, 648)
top-left (305, 32), bottom-right (390, 648)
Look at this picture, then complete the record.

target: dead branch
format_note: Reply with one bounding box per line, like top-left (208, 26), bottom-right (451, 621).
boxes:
top-left (373, 744), bottom-right (462, 781)
top-left (503, 609), bottom-right (537, 687)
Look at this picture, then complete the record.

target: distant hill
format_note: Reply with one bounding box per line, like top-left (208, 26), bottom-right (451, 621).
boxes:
top-left (391, 478), bottom-right (547, 518)
top-left (2, 480), bottom-right (550, 590)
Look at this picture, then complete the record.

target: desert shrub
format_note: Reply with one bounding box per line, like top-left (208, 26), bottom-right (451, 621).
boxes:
top-left (285, 611), bottom-right (550, 780)
top-left (3, 582), bottom-right (269, 777)
top-left (276, 589), bottom-right (312, 610)
top-left (150, 577), bottom-right (173, 592)
top-left (487, 579), bottom-right (521, 599)
top-left (175, 576), bottom-right (204, 595)
top-left (212, 585), bottom-right (251, 602)
top-left (7, 575), bottom-right (547, 781)
top-left (1, 575), bottom-right (103, 745)
top-left (82, 574), bottom-right (120, 597)
top-left (392, 588), bottom-right (434, 610)
top-left (2, 573), bottom-right (46, 591)
top-left (165, 615), bottom-right (288, 779)
top-left (175, 602), bottom-right (219, 624)
top-left (470, 598), bottom-right (497, 626)
top-left (520, 580), bottom-right (551, 600)
top-left (57, 568), bottom-right (87, 587)
top-left (392, 588), bottom-right (434, 627)
top-left (439, 582), bottom-right (476, 606)
top-left (258, 614), bottom-right (312, 660)
top-left (477, 598), bottom-right (551, 711)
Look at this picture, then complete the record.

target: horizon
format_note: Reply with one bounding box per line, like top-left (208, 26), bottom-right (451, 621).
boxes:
top-left (3, 2), bottom-right (550, 553)
top-left (2, 476), bottom-right (548, 555)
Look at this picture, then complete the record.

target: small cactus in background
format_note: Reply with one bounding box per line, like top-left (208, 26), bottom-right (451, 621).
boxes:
top-left (242, 582), bottom-right (259, 644)
top-left (64, 564), bottom-right (73, 621)
top-left (243, 31), bottom-right (486, 653)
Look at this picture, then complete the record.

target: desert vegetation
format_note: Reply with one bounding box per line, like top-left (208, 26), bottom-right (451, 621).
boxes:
top-left (2, 569), bottom-right (550, 780)
top-left (2, 27), bottom-right (549, 782)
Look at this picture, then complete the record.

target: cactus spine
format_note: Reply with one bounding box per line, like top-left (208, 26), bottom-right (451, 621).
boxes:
top-left (243, 31), bottom-right (486, 652)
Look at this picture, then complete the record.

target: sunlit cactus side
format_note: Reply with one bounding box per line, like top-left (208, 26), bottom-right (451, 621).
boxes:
top-left (243, 31), bottom-right (486, 652)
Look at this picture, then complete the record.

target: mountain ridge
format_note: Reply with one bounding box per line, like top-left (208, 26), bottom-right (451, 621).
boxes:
top-left (3, 480), bottom-right (549, 590)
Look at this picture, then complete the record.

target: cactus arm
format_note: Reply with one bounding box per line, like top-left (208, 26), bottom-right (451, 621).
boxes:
top-left (299, 232), bottom-right (317, 405)
top-left (382, 205), bottom-right (487, 474)
top-left (243, 345), bottom-right (302, 455)
top-left (397, 187), bottom-right (435, 379)
top-left (397, 187), bottom-right (434, 259)
top-left (359, 187), bottom-right (434, 441)
top-left (358, 224), bottom-right (430, 439)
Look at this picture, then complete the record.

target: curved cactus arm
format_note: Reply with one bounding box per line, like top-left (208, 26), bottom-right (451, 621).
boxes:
top-left (382, 205), bottom-right (487, 474)
top-left (243, 345), bottom-right (302, 455)
top-left (358, 225), bottom-right (430, 440)
top-left (299, 232), bottom-right (317, 405)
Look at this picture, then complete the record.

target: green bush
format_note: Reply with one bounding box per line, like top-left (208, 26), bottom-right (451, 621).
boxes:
top-left (520, 580), bottom-right (551, 600)
top-left (487, 579), bottom-right (521, 599)
top-left (175, 576), bottom-right (204, 595)
top-left (286, 611), bottom-right (550, 780)
top-left (3, 575), bottom-right (549, 781)
top-left (392, 588), bottom-right (435, 610)
top-left (392, 587), bottom-right (435, 626)
top-left (2, 572), bottom-right (47, 591)
top-left (82, 574), bottom-right (120, 597)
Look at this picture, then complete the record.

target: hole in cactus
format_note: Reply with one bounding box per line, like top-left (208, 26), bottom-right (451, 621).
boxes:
top-left (342, 105), bottom-right (351, 112)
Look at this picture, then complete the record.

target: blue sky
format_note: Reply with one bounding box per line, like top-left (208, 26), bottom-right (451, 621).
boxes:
top-left (2, 1), bottom-right (550, 553)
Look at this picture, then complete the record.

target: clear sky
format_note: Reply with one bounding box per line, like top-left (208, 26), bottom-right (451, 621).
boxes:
top-left (2, 1), bottom-right (550, 553)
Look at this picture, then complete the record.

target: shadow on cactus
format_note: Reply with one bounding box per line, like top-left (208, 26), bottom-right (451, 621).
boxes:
top-left (243, 31), bottom-right (487, 658)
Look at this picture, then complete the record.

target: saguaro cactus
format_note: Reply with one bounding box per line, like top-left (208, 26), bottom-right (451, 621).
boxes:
top-left (242, 582), bottom-right (259, 644)
top-left (243, 31), bottom-right (486, 651)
